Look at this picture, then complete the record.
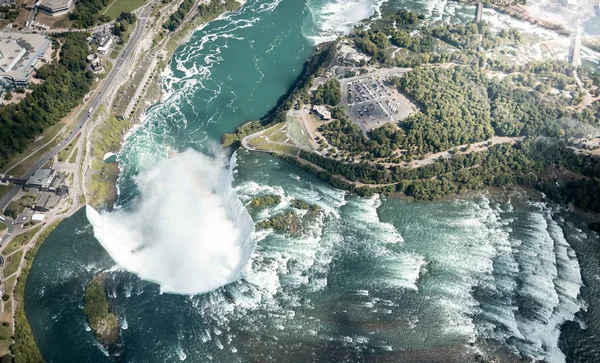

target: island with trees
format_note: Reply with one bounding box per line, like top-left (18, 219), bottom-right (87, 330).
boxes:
top-left (225, 7), bottom-right (600, 228)
top-left (84, 274), bottom-right (120, 353)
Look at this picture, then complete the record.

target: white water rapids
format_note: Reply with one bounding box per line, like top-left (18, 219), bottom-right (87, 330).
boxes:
top-left (86, 150), bottom-right (255, 294)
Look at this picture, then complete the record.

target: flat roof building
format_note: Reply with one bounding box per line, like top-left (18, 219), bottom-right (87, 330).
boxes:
top-left (313, 105), bottom-right (332, 120)
top-left (0, 32), bottom-right (52, 87)
top-left (26, 169), bottom-right (55, 190)
top-left (38, 0), bottom-right (76, 17)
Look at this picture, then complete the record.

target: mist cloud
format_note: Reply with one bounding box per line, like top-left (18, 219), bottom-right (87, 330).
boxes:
top-left (87, 149), bottom-right (255, 295)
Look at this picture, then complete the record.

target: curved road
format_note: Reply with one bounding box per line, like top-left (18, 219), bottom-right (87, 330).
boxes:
top-left (0, 2), bottom-right (156, 215)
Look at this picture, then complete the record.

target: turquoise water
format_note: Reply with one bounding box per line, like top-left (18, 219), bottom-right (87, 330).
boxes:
top-left (24, 0), bottom-right (600, 362)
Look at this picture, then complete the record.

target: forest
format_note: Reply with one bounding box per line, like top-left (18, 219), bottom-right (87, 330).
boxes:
top-left (69, 0), bottom-right (112, 28)
top-left (313, 79), bottom-right (341, 106)
top-left (0, 32), bottom-right (94, 168)
top-left (163, 0), bottom-right (195, 31)
top-left (399, 66), bottom-right (494, 153)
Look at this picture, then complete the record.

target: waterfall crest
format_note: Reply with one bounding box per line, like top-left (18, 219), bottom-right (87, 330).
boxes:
top-left (87, 149), bottom-right (255, 295)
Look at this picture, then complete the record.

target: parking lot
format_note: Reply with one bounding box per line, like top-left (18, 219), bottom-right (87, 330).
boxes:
top-left (341, 70), bottom-right (416, 132)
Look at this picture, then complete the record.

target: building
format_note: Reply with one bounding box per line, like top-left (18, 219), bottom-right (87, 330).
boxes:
top-left (0, 32), bottom-right (52, 87)
top-left (31, 213), bottom-right (45, 222)
top-left (97, 37), bottom-right (113, 54)
top-left (38, 0), bottom-right (76, 17)
top-left (313, 105), bottom-right (332, 120)
top-left (26, 169), bottom-right (55, 190)
top-left (92, 29), bottom-right (114, 55)
top-left (87, 53), bottom-right (104, 72)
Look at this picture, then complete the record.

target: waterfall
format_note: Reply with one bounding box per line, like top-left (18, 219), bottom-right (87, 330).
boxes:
top-left (86, 149), bottom-right (255, 295)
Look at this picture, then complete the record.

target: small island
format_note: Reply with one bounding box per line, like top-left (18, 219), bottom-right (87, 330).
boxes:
top-left (256, 211), bottom-right (299, 232)
top-left (290, 199), bottom-right (321, 212)
top-left (250, 194), bottom-right (282, 208)
top-left (84, 274), bottom-right (119, 350)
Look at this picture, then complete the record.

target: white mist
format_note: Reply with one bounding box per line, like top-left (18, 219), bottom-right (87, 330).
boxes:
top-left (86, 149), bottom-right (255, 295)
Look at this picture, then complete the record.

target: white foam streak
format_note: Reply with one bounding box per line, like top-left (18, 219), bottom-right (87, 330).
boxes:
top-left (303, 0), bottom-right (388, 44)
top-left (87, 150), bottom-right (255, 294)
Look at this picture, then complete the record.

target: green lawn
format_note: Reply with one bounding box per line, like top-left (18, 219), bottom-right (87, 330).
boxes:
top-left (0, 185), bottom-right (11, 202)
top-left (0, 122), bottom-right (65, 176)
top-left (69, 148), bottom-right (79, 164)
top-left (2, 226), bottom-right (42, 257)
top-left (103, 0), bottom-right (147, 20)
top-left (4, 250), bottom-right (23, 278)
top-left (109, 50), bottom-right (119, 59)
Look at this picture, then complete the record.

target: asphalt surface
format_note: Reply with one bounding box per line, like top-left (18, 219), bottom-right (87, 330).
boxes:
top-left (0, 218), bottom-right (14, 247)
top-left (0, 3), bottom-right (155, 215)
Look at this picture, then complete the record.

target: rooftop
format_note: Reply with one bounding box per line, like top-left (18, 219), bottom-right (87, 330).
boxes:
top-left (38, 0), bottom-right (74, 12)
top-left (26, 168), bottom-right (55, 188)
top-left (0, 32), bottom-right (51, 83)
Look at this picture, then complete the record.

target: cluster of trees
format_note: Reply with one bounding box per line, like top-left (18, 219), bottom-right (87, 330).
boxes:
top-left (250, 194), bottom-right (281, 207)
top-left (0, 6), bottom-right (19, 23)
top-left (430, 21), bottom-right (506, 50)
top-left (319, 110), bottom-right (404, 159)
top-left (313, 79), bottom-right (341, 106)
top-left (0, 32), bottom-right (94, 168)
top-left (290, 199), bottom-right (321, 212)
top-left (488, 81), bottom-right (573, 137)
top-left (291, 138), bottom-right (600, 203)
top-left (163, 0), bottom-right (195, 31)
top-left (198, 0), bottom-right (239, 20)
top-left (84, 276), bottom-right (117, 333)
top-left (256, 212), bottom-right (297, 231)
top-left (389, 28), bottom-right (433, 53)
top-left (70, 0), bottom-right (112, 28)
top-left (399, 66), bottom-right (494, 153)
top-left (113, 12), bottom-right (137, 39)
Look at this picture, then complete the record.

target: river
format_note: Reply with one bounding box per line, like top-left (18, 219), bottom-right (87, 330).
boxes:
top-left (24, 0), bottom-right (600, 362)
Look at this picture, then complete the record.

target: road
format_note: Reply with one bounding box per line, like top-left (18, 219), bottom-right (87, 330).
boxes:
top-left (0, 2), bottom-right (156, 215)
top-left (0, 217), bottom-right (14, 248)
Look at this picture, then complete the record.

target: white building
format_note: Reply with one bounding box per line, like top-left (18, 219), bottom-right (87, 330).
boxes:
top-left (313, 105), bottom-right (332, 120)
top-left (0, 32), bottom-right (52, 87)
top-left (38, 0), bottom-right (76, 17)
top-left (97, 37), bottom-right (113, 54)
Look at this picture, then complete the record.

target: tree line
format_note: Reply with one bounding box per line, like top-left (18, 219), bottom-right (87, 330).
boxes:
top-left (0, 32), bottom-right (94, 169)
top-left (70, 0), bottom-right (112, 28)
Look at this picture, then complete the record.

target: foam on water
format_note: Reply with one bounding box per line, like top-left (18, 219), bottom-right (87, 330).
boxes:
top-left (87, 150), bottom-right (255, 294)
top-left (303, 0), bottom-right (388, 44)
top-left (469, 199), bottom-right (583, 363)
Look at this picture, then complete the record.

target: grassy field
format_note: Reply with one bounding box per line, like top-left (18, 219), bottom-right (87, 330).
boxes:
top-left (103, 0), bottom-right (147, 20)
top-left (57, 134), bottom-right (80, 162)
top-left (109, 50), bottom-right (119, 59)
top-left (2, 226), bottom-right (42, 257)
top-left (287, 116), bottom-right (313, 149)
top-left (88, 115), bottom-right (131, 208)
top-left (0, 276), bottom-right (15, 355)
top-left (4, 250), bottom-right (24, 278)
top-left (69, 147), bottom-right (79, 164)
top-left (0, 121), bottom-right (65, 176)
top-left (0, 185), bottom-right (11, 202)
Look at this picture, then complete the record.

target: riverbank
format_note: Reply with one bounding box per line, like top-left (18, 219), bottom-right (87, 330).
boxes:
top-left (86, 0), bottom-right (243, 209)
top-left (11, 219), bottom-right (62, 361)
